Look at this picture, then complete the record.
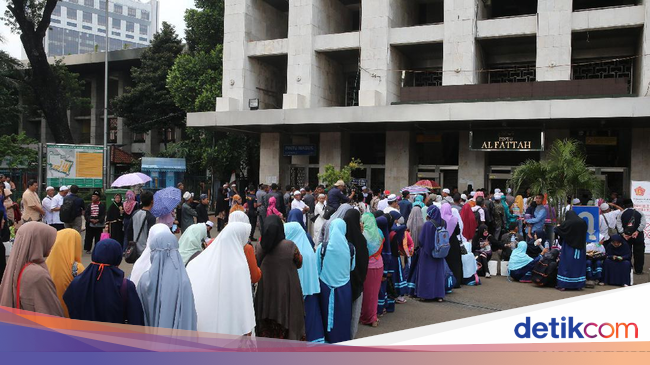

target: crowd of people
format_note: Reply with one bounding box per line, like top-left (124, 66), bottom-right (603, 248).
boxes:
top-left (0, 176), bottom-right (645, 344)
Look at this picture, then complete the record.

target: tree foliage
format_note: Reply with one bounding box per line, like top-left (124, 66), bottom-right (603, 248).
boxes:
top-left (0, 133), bottom-right (39, 168)
top-left (167, 46), bottom-right (222, 113)
top-left (112, 22), bottom-right (185, 134)
top-left (0, 36), bottom-right (22, 133)
top-left (184, 0), bottom-right (224, 54)
top-left (318, 159), bottom-right (364, 187)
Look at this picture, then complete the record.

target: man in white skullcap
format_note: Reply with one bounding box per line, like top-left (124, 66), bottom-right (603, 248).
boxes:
top-left (42, 186), bottom-right (65, 230)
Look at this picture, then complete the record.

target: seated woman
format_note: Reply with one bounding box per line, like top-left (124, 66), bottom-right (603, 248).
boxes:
top-left (472, 225), bottom-right (498, 278)
top-left (461, 241), bottom-right (479, 285)
top-left (600, 235), bottom-right (632, 287)
top-left (526, 230), bottom-right (546, 258)
top-left (508, 241), bottom-right (546, 282)
top-left (585, 240), bottom-right (606, 288)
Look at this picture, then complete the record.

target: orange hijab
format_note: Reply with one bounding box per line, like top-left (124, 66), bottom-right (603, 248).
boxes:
top-left (46, 229), bottom-right (86, 318)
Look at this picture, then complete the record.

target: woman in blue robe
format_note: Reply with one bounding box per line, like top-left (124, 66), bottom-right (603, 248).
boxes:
top-left (288, 208), bottom-right (315, 248)
top-left (388, 210), bottom-right (408, 302)
top-left (374, 213), bottom-right (394, 314)
top-left (317, 218), bottom-right (355, 343)
top-left (64, 239), bottom-right (144, 325)
top-left (509, 241), bottom-right (543, 282)
top-left (285, 222), bottom-right (324, 343)
top-left (601, 235), bottom-right (632, 287)
top-left (414, 206), bottom-right (446, 302)
top-left (554, 211), bottom-right (587, 290)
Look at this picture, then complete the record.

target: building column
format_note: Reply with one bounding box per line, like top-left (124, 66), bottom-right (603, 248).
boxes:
top-left (359, 0), bottom-right (391, 106)
top-left (631, 128), bottom-right (650, 181)
top-left (536, 0), bottom-right (572, 81)
top-left (319, 132), bottom-right (350, 178)
top-left (219, 0), bottom-right (253, 111)
top-left (260, 132), bottom-right (291, 186)
top-left (384, 131), bottom-right (414, 193)
top-left (638, 0), bottom-right (650, 96)
top-left (442, 0), bottom-right (481, 86)
top-left (458, 131), bottom-right (485, 192)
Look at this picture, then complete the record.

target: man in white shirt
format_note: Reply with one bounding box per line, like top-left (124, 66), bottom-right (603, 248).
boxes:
top-left (377, 190), bottom-right (390, 212)
top-left (42, 186), bottom-right (65, 231)
top-left (290, 190), bottom-right (309, 224)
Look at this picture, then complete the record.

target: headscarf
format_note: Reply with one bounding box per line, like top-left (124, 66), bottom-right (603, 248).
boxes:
top-left (318, 219), bottom-right (354, 289)
top-left (186, 222), bottom-right (255, 336)
top-left (137, 228), bottom-right (197, 331)
top-left (123, 190), bottom-right (137, 215)
top-left (284, 222), bottom-right (319, 296)
top-left (106, 195), bottom-right (123, 222)
top-left (343, 209), bottom-right (368, 301)
top-left (64, 239), bottom-right (144, 324)
top-left (555, 211), bottom-right (587, 250)
top-left (267, 196), bottom-right (282, 217)
top-left (412, 195), bottom-right (425, 209)
top-left (230, 202), bottom-right (245, 214)
top-left (287, 208), bottom-right (314, 247)
top-left (440, 203), bottom-right (457, 232)
top-left (607, 235), bottom-right (631, 258)
top-left (508, 241), bottom-right (534, 271)
top-left (229, 210), bottom-right (249, 223)
top-left (320, 203), bottom-right (353, 245)
top-left (375, 215), bottom-right (390, 251)
top-left (427, 205), bottom-right (444, 226)
top-left (0, 222), bottom-right (63, 316)
top-left (502, 199), bottom-right (516, 226)
top-left (178, 223), bottom-right (208, 266)
top-left (130, 224), bottom-right (174, 287)
top-left (534, 229), bottom-right (547, 244)
top-left (460, 203), bottom-right (478, 240)
top-left (46, 229), bottom-right (86, 317)
top-left (515, 195), bottom-right (524, 214)
top-left (461, 241), bottom-right (477, 278)
top-left (362, 212), bottom-right (383, 256)
top-left (261, 215), bottom-right (285, 257)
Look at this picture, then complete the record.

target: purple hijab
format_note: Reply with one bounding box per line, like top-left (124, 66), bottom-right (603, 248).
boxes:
top-left (440, 204), bottom-right (458, 232)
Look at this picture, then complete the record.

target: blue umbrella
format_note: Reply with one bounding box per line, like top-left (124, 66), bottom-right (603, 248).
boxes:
top-left (151, 187), bottom-right (181, 218)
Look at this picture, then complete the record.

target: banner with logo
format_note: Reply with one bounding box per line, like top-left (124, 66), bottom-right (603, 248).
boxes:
top-left (46, 144), bottom-right (104, 188)
top-left (630, 181), bottom-right (650, 253)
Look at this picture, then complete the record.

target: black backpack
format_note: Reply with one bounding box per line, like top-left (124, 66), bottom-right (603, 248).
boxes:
top-left (59, 196), bottom-right (75, 223)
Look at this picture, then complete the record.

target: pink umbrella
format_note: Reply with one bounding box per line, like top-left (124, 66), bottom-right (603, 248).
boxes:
top-left (111, 172), bottom-right (152, 187)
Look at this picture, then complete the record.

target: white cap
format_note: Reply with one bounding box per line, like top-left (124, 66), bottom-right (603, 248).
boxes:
top-left (362, 186), bottom-right (368, 190)
top-left (387, 194), bottom-right (397, 202)
top-left (59, 186), bottom-right (69, 192)
top-left (600, 203), bottom-right (610, 211)
top-left (470, 191), bottom-right (476, 197)
top-left (442, 188), bottom-right (450, 194)
top-left (494, 188), bottom-right (502, 194)
top-left (572, 198), bottom-right (581, 205)
top-left (461, 194), bottom-right (468, 201)
top-left (205, 221), bottom-right (214, 228)
top-left (293, 190), bottom-right (301, 196)
top-left (183, 192), bottom-right (193, 200)
top-left (46, 186), bottom-right (54, 191)
top-left (494, 193), bottom-right (503, 200)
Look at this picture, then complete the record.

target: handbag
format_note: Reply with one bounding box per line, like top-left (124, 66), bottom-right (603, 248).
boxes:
top-left (459, 242), bottom-right (468, 255)
top-left (124, 216), bottom-right (146, 264)
top-left (322, 205), bottom-right (336, 220)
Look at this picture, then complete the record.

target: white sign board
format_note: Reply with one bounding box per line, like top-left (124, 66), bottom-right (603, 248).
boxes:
top-left (630, 180), bottom-right (650, 253)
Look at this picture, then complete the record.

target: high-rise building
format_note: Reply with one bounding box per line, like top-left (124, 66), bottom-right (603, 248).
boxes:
top-left (39, 0), bottom-right (159, 57)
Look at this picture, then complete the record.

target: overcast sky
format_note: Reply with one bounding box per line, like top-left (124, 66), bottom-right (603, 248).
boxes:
top-left (0, 0), bottom-right (195, 59)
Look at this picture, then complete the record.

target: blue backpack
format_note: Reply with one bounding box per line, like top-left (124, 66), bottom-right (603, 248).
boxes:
top-left (431, 220), bottom-right (450, 258)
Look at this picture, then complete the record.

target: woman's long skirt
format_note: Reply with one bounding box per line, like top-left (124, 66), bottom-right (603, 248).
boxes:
top-left (602, 259), bottom-right (632, 286)
top-left (109, 221), bottom-right (124, 246)
top-left (392, 256), bottom-right (408, 296)
top-left (304, 294), bottom-right (325, 343)
top-left (557, 245), bottom-right (586, 289)
top-left (319, 280), bottom-right (352, 344)
top-left (445, 236), bottom-right (463, 288)
top-left (509, 256), bottom-right (541, 282)
top-left (360, 266), bottom-right (383, 325)
top-left (379, 252), bottom-right (395, 313)
top-left (415, 252), bottom-right (446, 300)
top-left (586, 258), bottom-right (604, 281)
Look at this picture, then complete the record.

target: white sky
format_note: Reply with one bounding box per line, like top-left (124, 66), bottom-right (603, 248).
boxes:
top-left (0, 0), bottom-right (195, 59)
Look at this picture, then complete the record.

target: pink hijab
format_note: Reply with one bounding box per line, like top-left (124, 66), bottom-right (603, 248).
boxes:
top-left (441, 203), bottom-right (458, 233)
top-left (123, 190), bottom-right (136, 215)
top-left (267, 196), bottom-right (282, 217)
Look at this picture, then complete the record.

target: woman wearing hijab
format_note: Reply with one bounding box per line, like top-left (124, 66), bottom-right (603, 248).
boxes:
top-left (122, 190), bottom-right (139, 248)
top-left (230, 194), bottom-right (245, 214)
top-left (472, 224), bottom-right (498, 278)
top-left (187, 221), bottom-right (255, 336)
top-left (0, 222), bottom-right (64, 316)
top-left (509, 241), bottom-right (545, 282)
top-left (285, 221), bottom-right (323, 343)
top-left (288, 208), bottom-right (315, 248)
top-left (64, 239), bottom-right (144, 324)
top-left (375, 212), bottom-right (395, 314)
top-left (255, 215), bottom-right (305, 340)
top-left (440, 204), bottom-right (462, 288)
top-left (460, 203), bottom-right (478, 241)
top-left (407, 204), bottom-right (425, 249)
top-left (461, 240), bottom-right (479, 285)
top-left (46, 229), bottom-right (85, 317)
top-left (601, 235), bottom-right (632, 287)
top-left (267, 196), bottom-right (284, 220)
top-left (229, 210), bottom-right (262, 284)
top-left (554, 211), bottom-right (588, 290)
top-left (343, 209), bottom-right (368, 339)
top-left (106, 194), bottom-right (124, 244)
top-left (178, 223), bottom-right (208, 266)
top-left (387, 210), bottom-right (409, 304)
top-left (312, 194), bottom-right (327, 242)
top-left (319, 203), bottom-right (353, 246)
top-left (137, 228), bottom-right (197, 330)
top-left (411, 206), bottom-right (446, 302)
top-left (526, 230), bottom-right (546, 258)
top-left (129, 224), bottom-right (175, 288)
top-left (360, 212), bottom-right (384, 327)
top-left (317, 218), bottom-right (355, 343)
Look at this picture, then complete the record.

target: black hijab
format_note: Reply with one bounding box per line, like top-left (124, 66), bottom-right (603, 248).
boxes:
top-left (607, 235), bottom-right (631, 257)
top-left (555, 211), bottom-right (587, 250)
top-left (343, 209), bottom-right (368, 301)
top-left (261, 215), bottom-right (285, 257)
top-left (472, 224), bottom-right (490, 246)
top-left (106, 195), bottom-right (123, 222)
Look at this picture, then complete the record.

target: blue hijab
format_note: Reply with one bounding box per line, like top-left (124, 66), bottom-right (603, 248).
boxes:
top-left (317, 219), bottom-right (355, 288)
top-left (376, 215), bottom-right (392, 255)
top-left (413, 195), bottom-right (425, 209)
top-left (285, 222), bottom-right (320, 296)
top-left (64, 239), bottom-right (144, 325)
top-left (137, 229), bottom-right (197, 330)
top-left (509, 241), bottom-right (534, 271)
top-left (427, 205), bottom-right (443, 225)
top-left (419, 206), bottom-right (444, 258)
top-left (287, 208), bottom-right (315, 248)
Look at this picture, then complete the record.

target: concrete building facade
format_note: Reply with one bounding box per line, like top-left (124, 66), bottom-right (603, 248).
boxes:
top-left (189, 0), bottom-right (650, 196)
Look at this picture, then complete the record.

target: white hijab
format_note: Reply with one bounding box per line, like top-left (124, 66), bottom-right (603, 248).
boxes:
top-left (229, 210), bottom-right (249, 224)
top-left (130, 224), bottom-right (173, 287)
top-left (186, 221), bottom-right (255, 336)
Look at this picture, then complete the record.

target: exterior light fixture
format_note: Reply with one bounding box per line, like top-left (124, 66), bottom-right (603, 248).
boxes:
top-left (249, 98), bottom-right (260, 110)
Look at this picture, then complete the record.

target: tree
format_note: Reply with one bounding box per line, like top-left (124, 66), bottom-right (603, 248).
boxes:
top-left (0, 132), bottom-right (38, 168)
top-left (167, 46), bottom-right (222, 113)
top-left (3, 0), bottom-right (75, 143)
top-left (112, 22), bottom-right (185, 135)
top-left (318, 159), bottom-right (364, 187)
top-left (510, 139), bottom-right (603, 223)
top-left (0, 35), bottom-right (21, 134)
top-left (184, 0), bottom-right (224, 54)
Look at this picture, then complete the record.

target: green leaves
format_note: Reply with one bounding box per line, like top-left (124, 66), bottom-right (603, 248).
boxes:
top-left (167, 46), bottom-right (223, 113)
top-left (0, 133), bottom-right (38, 168)
top-left (184, 0), bottom-right (224, 54)
top-left (318, 159), bottom-right (364, 187)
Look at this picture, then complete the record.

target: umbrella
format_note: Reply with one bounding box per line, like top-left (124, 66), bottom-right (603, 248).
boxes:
top-left (151, 187), bottom-right (182, 218)
top-left (414, 180), bottom-right (441, 189)
top-left (111, 172), bottom-right (152, 187)
top-left (400, 185), bottom-right (430, 194)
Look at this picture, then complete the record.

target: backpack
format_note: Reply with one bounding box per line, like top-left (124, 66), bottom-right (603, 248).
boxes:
top-left (531, 252), bottom-right (559, 287)
top-left (431, 220), bottom-right (450, 258)
top-left (59, 196), bottom-right (75, 223)
top-left (623, 210), bottom-right (641, 236)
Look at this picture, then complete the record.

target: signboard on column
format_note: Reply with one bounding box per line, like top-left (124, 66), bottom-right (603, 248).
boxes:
top-left (630, 180), bottom-right (650, 253)
top-left (573, 206), bottom-right (600, 243)
top-left (47, 144), bottom-right (104, 188)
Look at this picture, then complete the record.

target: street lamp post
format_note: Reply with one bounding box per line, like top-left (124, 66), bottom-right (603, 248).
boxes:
top-left (103, 0), bottom-right (110, 190)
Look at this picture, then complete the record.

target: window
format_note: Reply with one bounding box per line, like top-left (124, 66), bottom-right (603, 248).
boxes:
top-left (161, 128), bottom-right (176, 143)
top-left (139, 37), bottom-right (147, 42)
top-left (100, 1), bottom-right (106, 10)
top-left (68, 0), bottom-right (78, 3)
top-left (112, 18), bottom-right (121, 29)
top-left (83, 11), bottom-right (92, 23)
top-left (67, 8), bottom-right (77, 20)
top-left (139, 24), bottom-right (148, 35)
top-left (128, 7), bottom-right (136, 17)
top-left (113, 4), bottom-right (123, 14)
top-left (84, 0), bottom-right (94, 7)
top-left (98, 14), bottom-right (106, 26)
top-left (112, 31), bottom-right (120, 36)
top-left (53, 3), bottom-right (61, 17)
top-left (126, 34), bottom-right (134, 39)
top-left (51, 18), bottom-right (61, 24)
top-left (141, 10), bottom-right (149, 21)
top-left (126, 21), bottom-right (134, 32)
top-left (64, 29), bottom-right (79, 55)
top-left (98, 28), bottom-right (106, 33)
top-left (67, 22), bottom-right (78, 27)
top-left (133, 133), bottom-right (146, 143)
top-left (109, 119), bottom-right (118, 143)
top-left (82, 25), bottom-right (92, 31)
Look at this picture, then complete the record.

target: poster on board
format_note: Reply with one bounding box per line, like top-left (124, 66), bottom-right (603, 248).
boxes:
top-left (630, 180), bottom-right (650, 253)
top-left (47, 144), bottom-right (104, 188)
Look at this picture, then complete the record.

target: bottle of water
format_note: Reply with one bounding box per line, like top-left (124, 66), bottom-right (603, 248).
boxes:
top-left (544, 240), bottom-right (550, 250)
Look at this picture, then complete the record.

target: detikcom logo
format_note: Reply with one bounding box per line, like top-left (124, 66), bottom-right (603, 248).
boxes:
top-left (515, 317), bottom-right (638, 339)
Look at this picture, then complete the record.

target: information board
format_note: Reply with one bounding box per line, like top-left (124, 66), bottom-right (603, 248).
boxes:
top-left (47, 144), bottom-right (104, 188)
